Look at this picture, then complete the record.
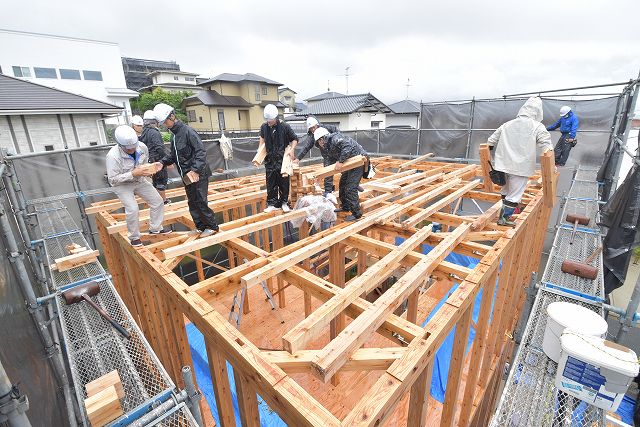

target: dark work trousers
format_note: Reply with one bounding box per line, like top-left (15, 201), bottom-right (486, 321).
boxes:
top-left (339, 166), bottom-right (363, 216)
top-left (554, 134), bottom-right (573, 166)
top-left (322, 157), bottom-right (335, 194)
top-left (265, 165), bottom-right (290, 208)
top-left (185, 177), bottom-right (218, 230)
top-left (152, 167), bottom-right (168, 191)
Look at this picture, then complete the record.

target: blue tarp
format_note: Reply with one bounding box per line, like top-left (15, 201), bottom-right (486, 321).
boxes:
top-left (616, 395), bottom-right (636, 425)
top-left (186, 323), bottom-right (286, 427)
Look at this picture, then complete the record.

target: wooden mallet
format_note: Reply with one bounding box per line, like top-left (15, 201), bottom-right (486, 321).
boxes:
top-left (62, 281), bottom-right (130, 339)
top-left (566, 213), bottom-right (590, 245)
top-left (561, 246), bottom-right (602, 280)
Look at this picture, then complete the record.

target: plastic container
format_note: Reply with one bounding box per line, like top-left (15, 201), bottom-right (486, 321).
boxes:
top-left (555, 328), bottom-right (639, 411)
top-left (542, 301), bottom-right (608, 362)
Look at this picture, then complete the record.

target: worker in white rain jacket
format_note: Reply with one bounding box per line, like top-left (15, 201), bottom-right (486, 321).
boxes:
top-left (487, 96), bottom-right (553, 226)
top-left (106, 125), bottom-right (172, 247)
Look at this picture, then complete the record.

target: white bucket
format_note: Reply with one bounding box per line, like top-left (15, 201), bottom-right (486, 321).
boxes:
top-left (542, 301), bottom-right (608, 362)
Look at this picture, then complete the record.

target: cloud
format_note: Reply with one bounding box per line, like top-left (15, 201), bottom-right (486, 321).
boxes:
top-left (2, 0), bottom-right (639, 104)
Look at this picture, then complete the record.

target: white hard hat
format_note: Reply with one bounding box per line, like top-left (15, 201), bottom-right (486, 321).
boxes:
top-left (143, 110), bottom-right (157, 121)
top-left (263, 104), bottom-right (278, 120)
top-left (314, 127), bottom-right (330, 141)
top-left (131, 115), bottom-right (143, 126)
top-left (559, 106), bottom-right (571, 117)
top-left (154, 103), bottom-right (175, 123)
top-left (114, 125), bottom-right (139, 148)
top-left (306, 116), bottom-right (319, 130)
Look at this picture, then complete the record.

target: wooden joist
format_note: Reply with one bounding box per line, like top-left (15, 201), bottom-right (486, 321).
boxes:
top-left (51, 249), bottom-right (99, 272)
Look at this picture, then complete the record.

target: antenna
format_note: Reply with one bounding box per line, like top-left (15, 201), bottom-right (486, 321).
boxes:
top-left (337, 66), bottom-right (351, 94)
top-left (327, 80), bottom-right (330, 91)
top-left (405, 78), bottom-right (412, 100)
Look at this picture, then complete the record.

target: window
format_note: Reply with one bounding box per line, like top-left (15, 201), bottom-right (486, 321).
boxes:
top-left (44, 145), bottom-right (54, 151)
top-left (262, 87), bottom-right (268, 95)
top-left (187, 110), bottom-right (196, 122)
top-left (174, 76), bottom-right (179, 81)
top-left (217, 109), bottom-right (226, 131)
top-left (185, 77), bottom-right (195, 82)
top-left (89, 141), bottom-right (98, 146)
top-left (238, 111), bottom-right (242, 120)
top-left (284, 96), bottom-right (291, 101)
top-left (60, 69), bottom-right (81, 80)
top-left (371, 121), bottom-right (382, 129)
top-left (34, 67), bottom-right (57, 79)
top-left (199, 117), bottom-right (203, 123)
top-left (255, 84), bottom-right (261, 101)
top-left (82, 70), bottom-right (103, 81)
top-left (12, 66), bottom-right (31, 77)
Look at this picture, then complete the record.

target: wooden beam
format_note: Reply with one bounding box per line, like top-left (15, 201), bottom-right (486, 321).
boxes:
top-left (312, 224), bottom-right (471, 383)
top-left (234, 371), bottom-right (260, 427)
top-left (307, 155), bottom-right (365, 181)
top-left (470, 200), bottom-right (503, 231)
top-left (541, 150), bottom-right (557, 207)
top-left (407, 364), bottom-right (433, 427)
top-left (398, 152), bottom-right (435, 171)
top-left (478, 143), bottom-right (495, 192)
top-left (50, 250), bottom-right (99, 271)
top-left (282, 224), bottom-right (433, 353)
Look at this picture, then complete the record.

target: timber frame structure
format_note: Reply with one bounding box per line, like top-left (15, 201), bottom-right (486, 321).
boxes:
top-left (93, 146), bottom-right (557, 427)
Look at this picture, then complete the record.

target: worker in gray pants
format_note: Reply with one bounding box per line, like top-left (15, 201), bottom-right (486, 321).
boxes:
top-left (106, 125), bottom-right (171, 246)
top-left (313, 127), bottom-right (368, 221)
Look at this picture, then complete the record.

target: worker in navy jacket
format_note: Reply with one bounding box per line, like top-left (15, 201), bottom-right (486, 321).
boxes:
top-left (547, 105), bottom-right (579, 166)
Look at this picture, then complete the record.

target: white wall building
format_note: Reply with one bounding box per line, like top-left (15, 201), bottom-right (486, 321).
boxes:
top-left (139, 70), bottom-right (202, 93)
top-left (303, 93), bottom-right (391, 130)
top-left (386, 100), bottom-right (421, 129)
top-left (0, 29), bottom-right (138, 123)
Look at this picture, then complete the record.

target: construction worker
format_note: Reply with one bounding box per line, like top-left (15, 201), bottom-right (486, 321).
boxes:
top-left (258, 104), bottom-right (298, 212)
top-left (131, 115), bottom-right (144, 136)
top-left (140, 110), bottom-right (170, 204)
top-left (487, 97), bottom-right (553, 226)
top-left (313, 127), bottom-right (368, 221)
top-left (105, 125), bottom-right (171, 247)
top-left (547, 105), bottom-right (580, 166)
top-left (153, 103), bottom-right (219, 237)
top-left (294, 116), bottom-right (338, 201)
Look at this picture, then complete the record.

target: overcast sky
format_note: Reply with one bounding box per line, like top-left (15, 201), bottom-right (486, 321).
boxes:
top-left (2, 0), bottom-right (639, 104)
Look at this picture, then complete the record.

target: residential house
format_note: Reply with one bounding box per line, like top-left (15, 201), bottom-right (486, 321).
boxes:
top-left (387, 99), bottom-right (421, 129)
top-left (0, 29), bottom-right (137, 123)
top-left (121, 57), bottom-right (180, 91)
top-left (183, 73), bottom-right (286, 132)
top-left (278, 87), bottom-right (297, 112)
top-left (0, 73), bottom-right (122, 153)
top-left (139, 70), bottom-right (202, 94)
top-left (302, 93), bottom-right (391, 130)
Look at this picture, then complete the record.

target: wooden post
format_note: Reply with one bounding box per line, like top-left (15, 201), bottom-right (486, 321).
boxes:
top-left (234, 371), bottom-right (260, 427)
top-left (195, 249), bottom-right (205, 282)
top-left (206, 344), bottom-right (237, 427)
top-left (479, 144), bottom-right (494, 192)
top-left (541, 150), bottom-right (556, 207)
top-left (272, 224), bottom-right (286, 308)
top-left (407, 363), bottom-right (433, 427)
top-left (299, 222), bottom-right (312, 317)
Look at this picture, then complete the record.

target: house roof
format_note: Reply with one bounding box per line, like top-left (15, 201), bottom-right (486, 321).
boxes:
top-left (304, 93), bottom-right (391, 115)
top-left (305, 91), bottom-right (345, 102)
top-left (278, 87), bottom-right (297, 94)
top-left (139, 83), bottom-right (200, 92)
top-left (259, 101), bottom-right (287, 108)
top-left (147, 70), bottom-right (199, 77)
top-left (182, 90), bottom-right (253, 108)
top-left (198, 73), bottom-right (282, 86)
top-left (0, 73), bottom-right (123, 114)
top-left (388, 99), bottom-right (421, 114)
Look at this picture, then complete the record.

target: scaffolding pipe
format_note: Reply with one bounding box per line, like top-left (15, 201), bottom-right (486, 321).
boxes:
top-left (0, 190), bottom-right (78, 427)
top-left (0, 357), bottom-right (31, 427)
top-left (181, 366), bottom-right (203, 427)
top-left (63, 151), bottom-right (96, 247)
top-left (128, 391), bottom-right (188, 427)
top-left (502, 80), bottom-right (634, 97)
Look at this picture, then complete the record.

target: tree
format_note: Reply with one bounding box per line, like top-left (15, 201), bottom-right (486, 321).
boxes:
top-left (130, 88), bottom-right (193, 122)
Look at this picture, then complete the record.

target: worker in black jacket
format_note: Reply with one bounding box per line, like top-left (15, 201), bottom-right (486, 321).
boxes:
top-left (313, 127), bottom-right (367, 221)
top-left (259, 104), bottom-right (298, 212)
top-left (140, 110), bottom-right (169, 204)
top-left (153, 103), bottom-right (218, 237)
top-left (294, 116), bottom-right (338, 197)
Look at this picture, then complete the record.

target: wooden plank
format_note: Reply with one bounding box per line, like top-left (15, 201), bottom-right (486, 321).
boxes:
top-left (307, 155), bottom-right (365, 181)
top-left (162, 209), bottom-right (307, 259)
top-left (470, 200), bottom-right (503, 231)
top-left (282, 224), bottom-right (433, 353)
top-left (407, 364), bottom-right (433, 427)
top-left (541, 149), bottom-right (557, 207)
top-left (206, 344), bottom-right (237, 427)
top-left (398, 152), bottom-right (435, 171)
top-left (312, 224), bottom-right (470, 383)
top-left (403, 179), bottom-right (481, 228)
top-left (478, 143), bottom-right (495, 192)
top-left (84, 385), bottom-right (123, 427)
top-left (50, 249), bottom-right (99, 271)
top-left (264, 347), bottom-right (406, 374)
top-left (234, 371), bottom-right (260, 427)
top-left (440, 308), bottom-right (472, 427)
top-left (85, 370), bottom-right (124, 399)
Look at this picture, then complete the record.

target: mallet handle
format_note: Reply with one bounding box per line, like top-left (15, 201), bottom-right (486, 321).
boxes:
top-left (81, 295), bottom-right (131, 339)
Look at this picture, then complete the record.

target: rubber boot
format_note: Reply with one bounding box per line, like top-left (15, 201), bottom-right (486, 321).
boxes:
top-left (497, 203), bottom-right (516, 227)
